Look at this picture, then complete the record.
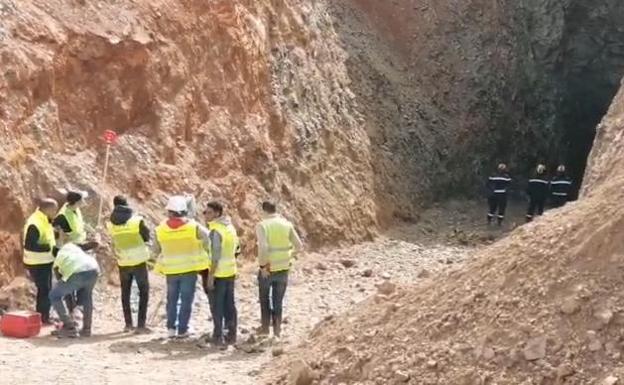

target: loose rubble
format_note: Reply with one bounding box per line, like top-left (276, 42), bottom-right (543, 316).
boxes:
top-left (266, 86), bottom-right (624, 384)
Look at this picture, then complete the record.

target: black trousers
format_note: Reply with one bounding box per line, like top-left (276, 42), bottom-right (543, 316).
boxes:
top-left (119, 263), bottom-right (150, 328)
top-left (551, 195), bottom-right (568, 208)
top-left (26, 263), bottom-right (53, 323)
top-left (258, 270), bottom-right (289, 330)
top-left (487, 194), bottom-right (508, 223)
top-left (526, 197), bottom-right (546, 221)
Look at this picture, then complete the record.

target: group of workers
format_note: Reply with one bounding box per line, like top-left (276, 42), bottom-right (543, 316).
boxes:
top-left (22, 191), bottom-right (302, 346)
top-left (486, 163), bottom-right (573, 225)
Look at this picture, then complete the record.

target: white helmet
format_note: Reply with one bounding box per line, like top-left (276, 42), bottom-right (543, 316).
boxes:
top-left (557, 165), bottom-right (566, 173)
top-left (537, 164), bottom-right (546, 173)
top-left (166, 195), bottom-right (189, 212)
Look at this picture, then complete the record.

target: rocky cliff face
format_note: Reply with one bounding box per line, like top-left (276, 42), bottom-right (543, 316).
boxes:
top-left (1, 0), bottom-right (624, 286)
top-left (270, 79), bottom-right (624, 385)
top-left (0, 0), bottom-right (379, 284)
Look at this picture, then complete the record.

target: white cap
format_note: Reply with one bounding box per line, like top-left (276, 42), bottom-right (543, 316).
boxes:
top-left (166, 195), bottom-right (188, 212)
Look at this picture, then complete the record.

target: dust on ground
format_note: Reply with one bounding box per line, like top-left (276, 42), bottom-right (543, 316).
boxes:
top-left (0, 201), bottom-right (504, 385)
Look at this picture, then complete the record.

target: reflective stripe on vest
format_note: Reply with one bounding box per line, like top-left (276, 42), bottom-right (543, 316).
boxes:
top-left (209, 221), bottom-right (239, 278)
top-left (261, 217), bottom-right (294, 272)
top-left (529, 179), bottom-right (549, 184)
top-left (23, 210), bottom-right (56, 265)
top-left (58, 204), bottom-right (87, 244)
top-left (107, 216), bottom-right (150, 267)
top-left (155, 220), bottom-right (211, 275)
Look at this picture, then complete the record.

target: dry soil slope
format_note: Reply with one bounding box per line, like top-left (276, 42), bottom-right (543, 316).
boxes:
top-left (270, 81), bottom-right (624, 384)
top-left (0, 0), bottom-right (379, 284)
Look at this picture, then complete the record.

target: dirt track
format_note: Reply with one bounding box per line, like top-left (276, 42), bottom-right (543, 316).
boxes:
top-left (0, 202), bottom-right (510, 385)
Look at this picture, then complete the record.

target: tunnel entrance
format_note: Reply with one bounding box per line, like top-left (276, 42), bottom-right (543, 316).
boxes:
top-left (560, 82), bottom-right (617, 200)
top-left (517, 0), bottom-right (624, 201)
top-left (554, 0), bottom-right (624, 199)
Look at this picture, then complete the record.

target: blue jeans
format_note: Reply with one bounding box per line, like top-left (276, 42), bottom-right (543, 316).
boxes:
top-left (49, 270), bottom-right (98, 331)
top-left (166, 273), bottom-right (197, 334)
top-left (207, 276), bottom-right (237, 342)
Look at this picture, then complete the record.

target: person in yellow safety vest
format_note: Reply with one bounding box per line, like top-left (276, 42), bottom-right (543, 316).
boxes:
top-left (155, 195), bottom-right (212, 339)
top-left (201, 201), bottom-right (240, 348)
top-left (256, 201), bottom-right (303, 337)
top-left (54, 190), bottom-right (89, 245)
top-left (23, 198), bottom-right (59, 325)
top-left (106, 196), bottom-right (152, 334)
top-left (54, 189), bottom-right (90, 318)
top-left (49, 241), bottom-right (100, 338)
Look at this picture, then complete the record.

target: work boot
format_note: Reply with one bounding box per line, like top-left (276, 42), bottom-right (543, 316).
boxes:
top-left (57, 327), bottom-right (79, 339)
top-left (273, 318), bottom-right (282, 338)
top-left (134, 327), bottom-right (152, 335)
top-left (123, 325), bottom-right (135, 333)
top-left (80, 329), bottom-right (91, 338)
top-left (225, 332), bottom-right (237, 345)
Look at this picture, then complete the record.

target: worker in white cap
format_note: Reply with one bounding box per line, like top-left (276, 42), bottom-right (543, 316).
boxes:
top-left (154, 195), bottom-right (211, 339)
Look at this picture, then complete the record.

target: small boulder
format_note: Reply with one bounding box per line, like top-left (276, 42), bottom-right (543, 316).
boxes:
top-left (394, 370), bottom-right (410, 382)
top-left (595, 308), bottom-right (614, 326)
top-left (560, 297), bottom-right (580, 315)
top-left (482, 347), bottom-right (495, 361)
top-left (602, 376), bottom-right (619, 385)
top-left (417, 269), bottom-right (431, 279)
top-left (272, 346), bottom-right (285, 357)
top-left (340, 259), bottom-right (356, 268)
top-left (523, 336), bottom-right (547, 361)
top-left (362, 269), bottom-right (374, 278)
top-left (289, 360), bottom-right (315, 385)
top-left (377, 281), bottom-right (396, 296)
top-left (426, 360), bottom-right (438, 369)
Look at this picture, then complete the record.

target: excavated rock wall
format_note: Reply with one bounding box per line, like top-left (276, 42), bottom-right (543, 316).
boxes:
top-left (269, 76), bottom-right (624, 385)
top-left (1, 0), bottom-right (624, 286)
top-left (331, 0), bottom-right (624, 204)
top-left (0, 0), bottom-right (378, 285)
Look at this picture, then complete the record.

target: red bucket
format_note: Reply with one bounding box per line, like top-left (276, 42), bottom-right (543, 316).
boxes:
top-left (0, 310), bottom-right (42, 338)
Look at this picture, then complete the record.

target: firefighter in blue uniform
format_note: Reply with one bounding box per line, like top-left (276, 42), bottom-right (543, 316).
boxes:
top-left (486, 163), bottom-right (512, 226)
top-left (526, 164), bottom-right (549, 222)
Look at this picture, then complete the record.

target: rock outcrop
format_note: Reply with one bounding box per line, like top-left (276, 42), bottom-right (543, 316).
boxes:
top-left (268, 80), bottom-right (624, 384)
top-left (2, 0), bottom-right (624, 287)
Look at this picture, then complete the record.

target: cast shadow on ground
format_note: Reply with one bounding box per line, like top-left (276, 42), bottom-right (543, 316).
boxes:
top-left (108, 337), bottom-right (264, 362)
top-left (12, 331), bottom-right (131, 348)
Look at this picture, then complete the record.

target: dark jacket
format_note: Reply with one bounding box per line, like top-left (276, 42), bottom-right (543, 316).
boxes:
top-left (110, 205), bottom-right (150, 243)
top-left (551, 173), bottom-right (573, 198)
top-left (24, 223), bottom-right (58, 254)
top-left (527, 172), bottom-right (549, 200)
top-left (487, 172), bottom-right (512, 196)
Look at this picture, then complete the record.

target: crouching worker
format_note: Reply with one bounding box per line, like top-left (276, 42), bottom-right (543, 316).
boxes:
top-left (49, 241), bottom-right (100, 338)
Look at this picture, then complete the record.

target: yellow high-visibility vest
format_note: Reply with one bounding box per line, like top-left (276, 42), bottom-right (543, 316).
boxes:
top-left (208, 221), bottom-right (239, 278)
top-left (23, 209), bottom-right (56, 265)
top-left (53, 243), bottom-right (99, 281)
top-left (58, 204), bottom-right (87, 244)
top-left (260, 216), bottom-right (294, 272)
top-left (155, 220), bottom-right (211, 275)
top-left (107, 216), bottom-right (150, 267)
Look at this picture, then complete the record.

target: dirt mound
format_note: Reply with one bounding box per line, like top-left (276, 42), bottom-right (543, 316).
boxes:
top-left (268, 84), bottom-right (624, 384)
